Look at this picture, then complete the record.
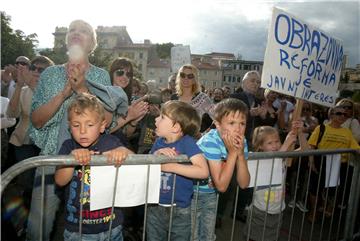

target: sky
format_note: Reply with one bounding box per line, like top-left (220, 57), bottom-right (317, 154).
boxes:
top-left (2, 0), bottom-right (360, 67)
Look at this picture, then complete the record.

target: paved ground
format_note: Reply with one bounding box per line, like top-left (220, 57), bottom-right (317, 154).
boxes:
top-left (2, 184), bottom-right (358, 241)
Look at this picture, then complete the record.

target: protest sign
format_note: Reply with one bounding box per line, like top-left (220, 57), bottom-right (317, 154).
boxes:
top-left (247, 158), bottom-right (283, 187)
top-left (171, 45), bottom-right (191, 73)
top-left (90, 165), bottom-right (160, 211)
top-left (261, 7), bottom-right (343, 107)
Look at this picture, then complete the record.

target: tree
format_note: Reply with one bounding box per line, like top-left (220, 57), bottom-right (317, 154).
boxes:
top-left (155, 42), bottom-right (174, 59)
top-left (1, 12), bottom-right (37, 67)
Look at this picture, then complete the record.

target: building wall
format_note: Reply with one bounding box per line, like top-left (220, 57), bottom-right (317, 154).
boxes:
top-left (147, 67), bottom-right (172, 88)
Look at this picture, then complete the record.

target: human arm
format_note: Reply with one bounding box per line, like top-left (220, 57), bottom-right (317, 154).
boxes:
top-left (349, 118), bottom-right (360, 143)
top-left (110, 99), bottom-right (149, 133)
top-left (236, 152), bottom-right (250, 189)
top-left (160, 153), bottom-right (209, 179)
top-left (31, 81), bottom-right (72, 128)
top-left (54, 148), bottom-right (96, 187)
top-left (7, 65), bottom-right (27, 117)
top-left (207, 131), bottom-right (241, 192)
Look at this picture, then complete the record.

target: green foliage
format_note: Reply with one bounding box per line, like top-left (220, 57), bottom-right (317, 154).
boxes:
top-left (89, 48), bottom-right (113, 69)
top-left (156, 42), bottom-right (174, 59)
top-left (352, 90), bottom-right (360, 103)
top-left (39, 47), bottom-right (67, 65)
top-left (1, 12), bottom-right (37, 67)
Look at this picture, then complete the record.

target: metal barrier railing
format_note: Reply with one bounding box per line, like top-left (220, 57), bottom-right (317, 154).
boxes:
top-left (1, 149), bottom-right (359, 241)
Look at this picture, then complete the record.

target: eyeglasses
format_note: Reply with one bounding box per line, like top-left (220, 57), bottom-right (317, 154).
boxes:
top-left (334, 112), bottom-right (346, 116)
top-left (179, 72), bottom-right (195, 79)
top-left (115, 69), bottom-right (131, 78)
top-left (29, 65), bottom-right (45, 73)
top-left (303, 108), bottom-right (310, 112)
top-left (16, 61), bottom-right (29, 66)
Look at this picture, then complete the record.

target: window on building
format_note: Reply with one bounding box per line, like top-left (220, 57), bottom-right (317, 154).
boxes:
top-left (138, 64), bottom-right (142, 72)
top-left (139, 52), bottom-right (143, 59)
top-left (223, 76), bottom-right (227, 82)
top-left (213, 81), bottom-right (217, 87)
top-left (244, 65), bottom-right (250, 70)
top-left (232, 76), bottom-right (236, 82)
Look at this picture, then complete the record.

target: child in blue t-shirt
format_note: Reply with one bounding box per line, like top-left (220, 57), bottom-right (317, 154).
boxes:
top-left (192, 98), bottom-right (251, 241)
top-left (146, 100), bottom-right (209, 241)
top-left (55, 93), bottom-right (133, 241)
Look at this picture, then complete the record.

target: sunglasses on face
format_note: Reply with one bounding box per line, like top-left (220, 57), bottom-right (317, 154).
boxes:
top-left (29, 64), bottom-right (45, 73)
top-left (334, 112), bottom-right (346, 116)
top-left (16, 61), bottom-right (29, 66)
top-left (179, 72), bottom-right (195, 79)
top-left (115, 69), bottom-right (131, 78)
top-left (302, 108), bottom-right (310, 112)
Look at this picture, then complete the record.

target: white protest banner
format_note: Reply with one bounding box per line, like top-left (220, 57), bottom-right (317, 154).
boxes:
top-left (261, 7), bottom-right (343, 107)
top-left (90, 165), bottom-right (160, 211)
top-left (247, 158), bottom-right (283, 187)
top-left (171, 45), bottom-right (191, 73)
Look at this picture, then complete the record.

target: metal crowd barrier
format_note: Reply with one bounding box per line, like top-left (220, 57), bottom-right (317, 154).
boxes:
top-left (1, 149), bottom-right (359, 241)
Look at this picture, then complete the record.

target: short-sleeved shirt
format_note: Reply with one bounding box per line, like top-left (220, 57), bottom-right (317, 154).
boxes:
top-left (308, 124), bottom-right (360, 161)
top-left (150, 135), bottom-right (203, 208)
top-left (30, 64), bottom-right (111, 155)
top-left (58, 134), bottom-right (124, 234)
top-left (252, 159), bottom-right (286, 214)
top-left (196, 129), bottom-right (249, 193)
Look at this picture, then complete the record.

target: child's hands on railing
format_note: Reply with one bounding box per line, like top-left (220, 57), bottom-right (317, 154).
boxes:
top-left (71, 149), bottom-right (98, 165)
top-left (103, 147), bottom-right (132, 167)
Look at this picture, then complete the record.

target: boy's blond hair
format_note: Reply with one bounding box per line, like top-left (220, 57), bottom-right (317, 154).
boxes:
top-left (161, 100), bottom-right (201, 138)
top-left (252, 126), bottom-right (279, 152)
top-left (213, 98), bottom-right (248, 122)
top-left (67, 93), bottom-right (105, 121)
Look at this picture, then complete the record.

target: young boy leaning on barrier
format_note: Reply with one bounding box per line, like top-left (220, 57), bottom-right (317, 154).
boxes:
top-left (55, 93), bottom-right (133, 241)
top-left (146, 100), bottom-right (209, 241)
top-left (192, 98), bottom-right (251, 241)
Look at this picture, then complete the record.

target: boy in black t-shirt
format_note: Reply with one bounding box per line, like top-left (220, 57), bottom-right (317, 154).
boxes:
top-left (55, 93), bottom-right (133, 241)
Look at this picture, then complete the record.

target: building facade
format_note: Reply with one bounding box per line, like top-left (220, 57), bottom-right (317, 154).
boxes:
top-left (53, 25), bottom-right (264, 92)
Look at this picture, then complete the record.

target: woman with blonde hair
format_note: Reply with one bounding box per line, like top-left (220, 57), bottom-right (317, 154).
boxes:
top-left (171, 64), bottom-right (214, 132)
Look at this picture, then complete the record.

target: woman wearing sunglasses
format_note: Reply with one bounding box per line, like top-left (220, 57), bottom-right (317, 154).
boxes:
top-left (335, 98), bottom-right (360, 143)
top-left (6, 55), bottom-right (54, 235)
top-left (108, 57), bottom-right (149, 143)
top-left (307, 105), bottom-right (360, 222)
top-left (171, 64), bottom-right (214, 133)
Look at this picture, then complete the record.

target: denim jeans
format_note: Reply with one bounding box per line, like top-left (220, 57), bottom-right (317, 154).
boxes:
top-left (146, 205), bottom-right (191, 241)
top-left (191, 191), bottom-right (217, 241)
top-left (26, 166), bottom-right (61, 241)
top-left (64, 225), bottom-right (123, 241)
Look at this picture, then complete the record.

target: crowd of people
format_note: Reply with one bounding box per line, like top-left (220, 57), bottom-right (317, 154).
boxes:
top-left (1, 19), bottom-right (360, 241)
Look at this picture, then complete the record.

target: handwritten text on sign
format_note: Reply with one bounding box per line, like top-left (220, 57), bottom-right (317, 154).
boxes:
top-left (261, 8), bottom-right (343, 107)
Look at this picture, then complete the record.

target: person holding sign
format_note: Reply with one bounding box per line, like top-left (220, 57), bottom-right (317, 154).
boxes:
top-left (243, 121), bottom-right (302, 241)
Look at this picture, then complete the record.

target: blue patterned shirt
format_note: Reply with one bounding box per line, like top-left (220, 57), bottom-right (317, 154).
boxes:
top-left (196, 129), bottom-right (248, 192)
top-left (29, 64), bottom-right (111, 155)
